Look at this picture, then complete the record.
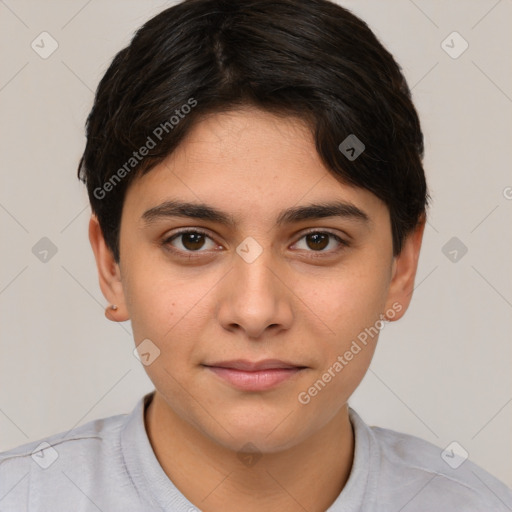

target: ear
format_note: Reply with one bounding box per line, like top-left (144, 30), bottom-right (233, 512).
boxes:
top-left (88, 214), bottom-right (130, 322)
top-left (383, 215), bottom-right (426, 321)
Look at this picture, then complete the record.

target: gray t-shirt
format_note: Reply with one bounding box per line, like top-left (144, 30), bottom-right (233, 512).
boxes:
top-left (1, 391), bottom-right (511, 511)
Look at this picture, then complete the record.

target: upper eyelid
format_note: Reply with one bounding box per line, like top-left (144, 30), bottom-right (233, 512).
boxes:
top-left (168, 227), bottom-right (212, 238)
top-left (299, 227), bottom-right (347, 239)
top-left (164, 228), bottom-right (217, 246)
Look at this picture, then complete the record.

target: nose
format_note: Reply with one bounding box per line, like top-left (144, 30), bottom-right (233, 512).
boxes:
top-left (216, 247), bottom-right (294, 340)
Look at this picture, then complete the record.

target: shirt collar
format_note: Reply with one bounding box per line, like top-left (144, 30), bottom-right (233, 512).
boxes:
top-left (120, 391), bottom-right (377, 511)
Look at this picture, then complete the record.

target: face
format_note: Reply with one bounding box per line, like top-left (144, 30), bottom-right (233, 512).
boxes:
top-left (91, 107), bottom-right (422, 453)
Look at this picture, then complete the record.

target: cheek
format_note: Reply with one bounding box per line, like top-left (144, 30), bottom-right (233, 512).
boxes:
top-left (294, 261), bottom-right (390, 406)
top-left (122, 257), bottom-right (187, 346)
top-left (123, 259), bottom-right (222, 373)
top-left (299, 261), bottom-right (391, 343)
top-left (125, 270), bottom-right (204, 400)
top-left (296, 272), bottom-right (386, 414)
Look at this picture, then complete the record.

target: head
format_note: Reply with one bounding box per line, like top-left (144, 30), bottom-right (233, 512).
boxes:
top-left (82, 0), bottom-right (428, 452)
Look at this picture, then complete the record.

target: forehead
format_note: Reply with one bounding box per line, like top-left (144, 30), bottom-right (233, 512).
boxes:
top-left (122, 108), bottom-right (388, 227)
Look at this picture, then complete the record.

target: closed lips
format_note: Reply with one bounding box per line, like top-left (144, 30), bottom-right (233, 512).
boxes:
top-left (202, 359), bottom-right (307, 391)
top-left (203, 359), bottom-right (306, 371)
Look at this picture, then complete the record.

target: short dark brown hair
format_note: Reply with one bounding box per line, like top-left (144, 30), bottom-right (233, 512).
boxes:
top-left (78, 0), bottom-right (429, 263)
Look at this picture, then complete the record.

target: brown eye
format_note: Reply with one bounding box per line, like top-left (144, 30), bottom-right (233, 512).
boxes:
top-left (292, 231), bottom-right (347, 254)
top-left (305, 233), bottom-right (329, 251)
top-left (181, 232), bottom-right (206, 251)
top-left (163, 230), bottom-right (217, 253)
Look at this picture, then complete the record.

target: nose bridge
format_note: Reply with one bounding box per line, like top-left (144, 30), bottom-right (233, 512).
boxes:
top-left (216, 238), bottom-right (293, 337)
top-left (233, 234), bottom-right (276, 288)
top-left (236, 252), bottom-right (276, 296)
top-left (232, 244), bottom-right (280, 311)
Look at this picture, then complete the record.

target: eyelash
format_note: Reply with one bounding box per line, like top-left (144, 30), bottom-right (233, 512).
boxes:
top-left (161, 228), bottom-right (349, 259)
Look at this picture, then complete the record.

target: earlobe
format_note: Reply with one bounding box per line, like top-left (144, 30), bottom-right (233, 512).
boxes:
top-left (104, 304), bottom-right (121, 321)
top-left (384, 215), bottom-right (426, 321)
top-left (88, 214), bottom-right (130, 322)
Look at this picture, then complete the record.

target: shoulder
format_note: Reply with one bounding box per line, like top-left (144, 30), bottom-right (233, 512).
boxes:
top-left (0, 411), bottom-right (129, 508)
top-left (358, 413), bottom-right (512, 511)
top-left (0, 411), bottom-right (128, 467)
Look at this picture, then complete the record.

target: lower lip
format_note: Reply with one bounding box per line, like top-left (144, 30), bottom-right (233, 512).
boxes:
top-left (205, 366), bottom-right (304, 391)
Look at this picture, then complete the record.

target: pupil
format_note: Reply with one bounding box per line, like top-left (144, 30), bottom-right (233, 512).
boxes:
top-left (183, 233), bottom-right (205, 251)
top-left (307, 233), bottom-right (328, 251)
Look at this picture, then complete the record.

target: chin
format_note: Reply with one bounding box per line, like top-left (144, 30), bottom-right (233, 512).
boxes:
top-left (203, 408), bottom-right (312, 454)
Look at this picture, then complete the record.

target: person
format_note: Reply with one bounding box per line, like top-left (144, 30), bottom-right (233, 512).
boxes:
top-left (1, 0), bottom-right (511, 510)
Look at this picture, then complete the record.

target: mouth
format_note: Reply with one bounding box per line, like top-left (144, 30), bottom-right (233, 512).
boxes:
top-left (202, 359), bottom-right (308, 391)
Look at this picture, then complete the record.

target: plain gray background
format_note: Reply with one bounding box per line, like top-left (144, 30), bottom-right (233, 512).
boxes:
top-left (1, 0), bottom-right (511, 487)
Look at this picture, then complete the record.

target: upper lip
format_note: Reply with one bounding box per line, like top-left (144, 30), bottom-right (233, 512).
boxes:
top-left (204, 359), bottom-right (305, 371)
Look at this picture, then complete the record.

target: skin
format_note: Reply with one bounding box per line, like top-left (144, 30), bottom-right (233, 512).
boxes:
top-left (89, 107), bottom-right (425, 512)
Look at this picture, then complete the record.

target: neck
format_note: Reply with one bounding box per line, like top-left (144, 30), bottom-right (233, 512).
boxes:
top-left (144, 391), bottom-right (354, 512)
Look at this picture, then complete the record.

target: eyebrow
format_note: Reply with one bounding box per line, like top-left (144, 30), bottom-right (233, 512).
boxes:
top-left (141, 199), bottom-right (370, 227)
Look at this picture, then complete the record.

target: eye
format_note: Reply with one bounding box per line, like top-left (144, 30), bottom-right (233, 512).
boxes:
top-left (162, 229), bottom-right (219, 254)
top-left (292, 230), bottom-right (348, 254)
top-left (161, 228), bottom-right (348, 259)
